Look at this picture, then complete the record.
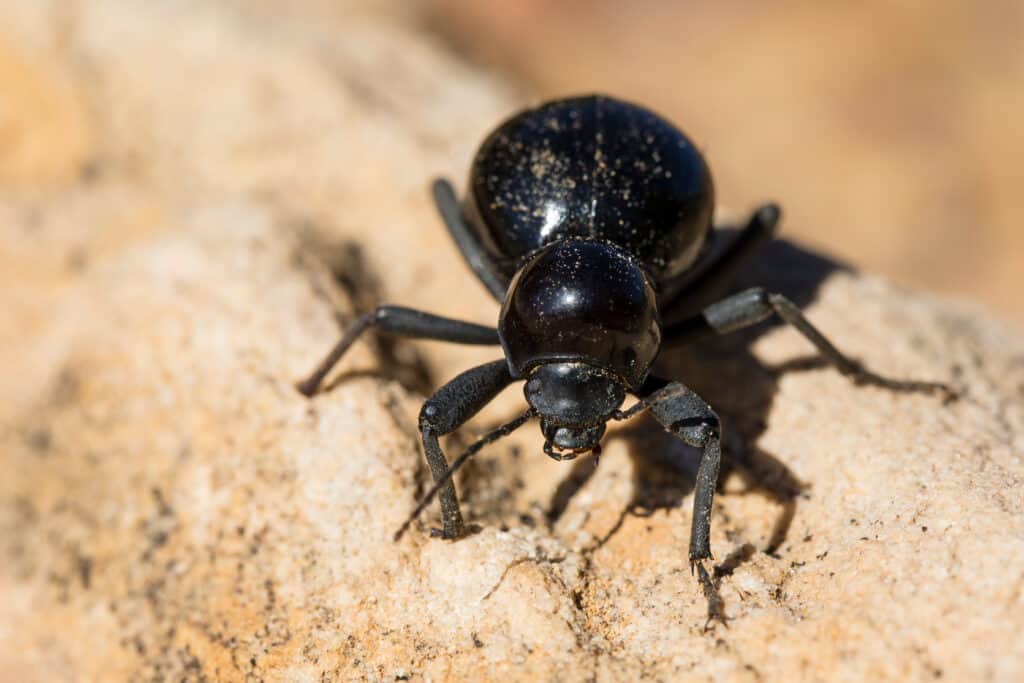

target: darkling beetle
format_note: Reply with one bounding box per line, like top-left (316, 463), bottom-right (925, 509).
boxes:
top-left (297, 95), bottom-right (950, 578)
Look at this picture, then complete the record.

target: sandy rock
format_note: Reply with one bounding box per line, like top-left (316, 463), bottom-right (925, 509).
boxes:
top-left (1, 1), bottom-right (1022, 681)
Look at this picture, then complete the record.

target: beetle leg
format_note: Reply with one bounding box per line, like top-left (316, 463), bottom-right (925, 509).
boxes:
top-left (661, 203), bottom-right (780, 321)
top-left (636, 380), bottom-right (722, 571)
top-left (432, 178), bottom-right (510, 302)
top-left (664, 287), bottom-right (954, 399)
top-left (296, 305), bottom-right (499, 396)
top-left (418, 359), bottom-right (515, 539)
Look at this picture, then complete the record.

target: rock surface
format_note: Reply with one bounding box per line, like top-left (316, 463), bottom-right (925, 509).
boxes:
top-left (1, 1), bottom-right (1022, 681)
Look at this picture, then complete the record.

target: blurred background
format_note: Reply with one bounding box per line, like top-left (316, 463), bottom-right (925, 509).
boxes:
top-left (428, 0), bottom-right (1024, 324)
top-left (1, 0), bottom-right (1020, 326)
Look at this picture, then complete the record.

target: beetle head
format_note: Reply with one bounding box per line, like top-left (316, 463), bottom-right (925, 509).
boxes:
top-left (524, 362), bottom-right (626, 460)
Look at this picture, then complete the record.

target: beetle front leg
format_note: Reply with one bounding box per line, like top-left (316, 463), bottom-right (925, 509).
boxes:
top-left (640, 381), bottom-right (722, 571)
top-left (664, 287), bottom-right (953, 399)
top-left (418, 359), bottom-right (514, 539)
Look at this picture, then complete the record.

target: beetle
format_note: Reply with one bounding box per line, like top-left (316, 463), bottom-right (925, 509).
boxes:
top-left (297, 95), bottom-right (949, 577)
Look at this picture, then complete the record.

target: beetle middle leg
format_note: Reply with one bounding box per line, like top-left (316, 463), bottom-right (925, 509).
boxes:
top-left (418, 359), bottom-right (514, 539)
top-left (663, 287), bottom-right (953, 397)
top-left (296, 305), bottom-right (499, 396)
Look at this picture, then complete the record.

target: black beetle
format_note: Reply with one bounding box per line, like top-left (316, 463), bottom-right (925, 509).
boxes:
top-left (297, 95), bottom-right (949, 578)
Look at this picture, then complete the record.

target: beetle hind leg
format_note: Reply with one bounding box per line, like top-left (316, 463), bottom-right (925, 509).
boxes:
top-left (432, 178), bottom-right (510, 303)
top-left (661, 203), bottom-right (780, 321)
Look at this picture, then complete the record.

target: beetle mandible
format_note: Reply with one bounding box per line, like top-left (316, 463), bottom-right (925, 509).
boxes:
top-left (297, 95), bottom-right (949, 577)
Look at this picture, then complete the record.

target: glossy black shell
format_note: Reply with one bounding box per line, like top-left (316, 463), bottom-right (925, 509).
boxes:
top-left (499, 240), bottom-right (660, 389)
top-left (465, 95), bottom-right (715, 282)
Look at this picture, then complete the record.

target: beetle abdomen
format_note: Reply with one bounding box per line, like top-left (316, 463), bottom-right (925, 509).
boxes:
top-left (466, 95), bottom-right (715, 282)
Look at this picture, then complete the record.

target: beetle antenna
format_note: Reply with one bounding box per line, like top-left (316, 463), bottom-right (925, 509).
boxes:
top-left (393, 407), bottom-right (536, 542)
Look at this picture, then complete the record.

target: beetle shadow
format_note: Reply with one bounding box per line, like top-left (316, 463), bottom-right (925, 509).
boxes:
top-left (307, 226), bottom-right (843, 584)
top-left (546, 234), bottom-right (845, 570)
top-left (304, 236), bottom-right (437, 397)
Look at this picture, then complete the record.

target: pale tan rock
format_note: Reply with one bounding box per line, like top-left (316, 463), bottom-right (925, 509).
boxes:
top-left (1, 2), bottom-right (1022, 682)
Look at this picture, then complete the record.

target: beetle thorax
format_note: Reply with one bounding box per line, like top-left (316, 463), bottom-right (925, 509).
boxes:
top-left (498, 239), bottom-right (661, 391)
